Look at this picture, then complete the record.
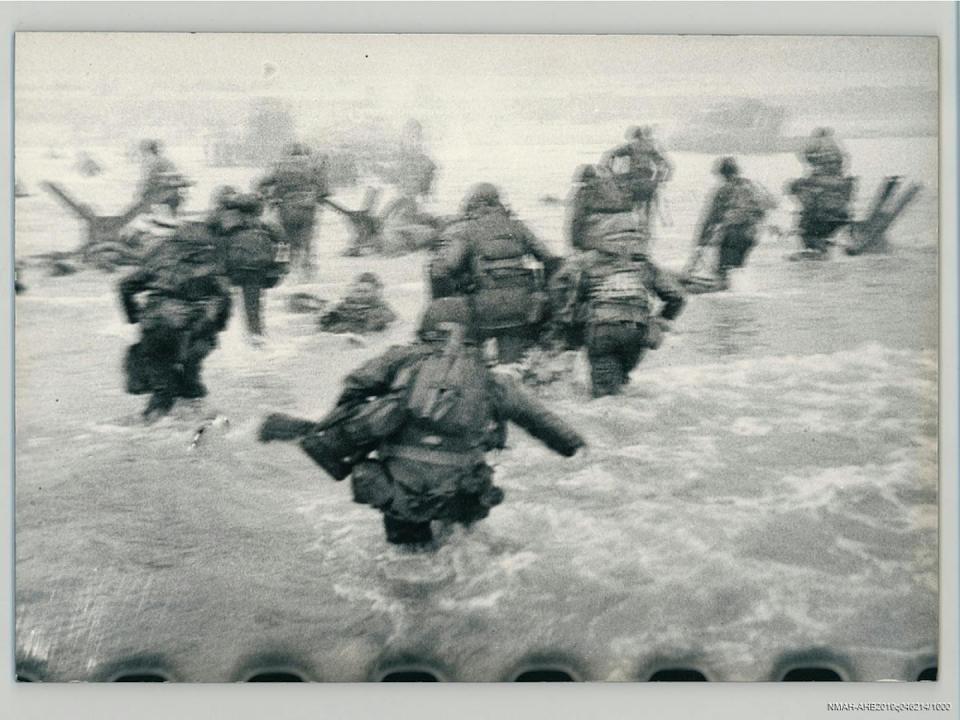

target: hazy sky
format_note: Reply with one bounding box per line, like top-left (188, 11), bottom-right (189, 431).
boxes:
top-left (17, 32), bottom-right (938, 97)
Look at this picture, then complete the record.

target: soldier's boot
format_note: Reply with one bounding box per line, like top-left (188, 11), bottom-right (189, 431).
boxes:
top-left (298, 425), bottom-right (357, 481)
top-left (589, 355), bottom-right (625, 398)
top-left (383, 515), bottom-right (434, 546)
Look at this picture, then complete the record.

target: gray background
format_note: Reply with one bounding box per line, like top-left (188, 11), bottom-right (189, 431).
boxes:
top-left (1, 2), bottom-right (957, 719)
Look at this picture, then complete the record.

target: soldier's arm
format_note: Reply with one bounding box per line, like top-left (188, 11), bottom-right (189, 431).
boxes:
top-left (565, 188), bottom-right (588, 251)
top-left (653, 143), bottom-right (674, 180)
top-left (432, 225), bottom-right (471, 277)
top-left (600, 142), bottom-right (631, 169)
top-left (336, 345), bottom-right (423, 405)
top-left (118, 268), bottom-right (153, 324)
top-left (516, 219), bottom-right (557, 264)
top-left (492, 374), bottom-right (585, 457)
top-left (650, 263), bottom-right (686, 321)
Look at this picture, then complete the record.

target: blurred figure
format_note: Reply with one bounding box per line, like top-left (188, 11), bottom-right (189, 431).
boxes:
top-left (318, 272), bottom-right (397, 335)
top-left (119, 202), bottom-right (232, 420)
top-left (600, 125), bottom-right (673, 228)
top-left (685, 157), bottom-right (777, 289)
top-left (75, 151), bottom-right (102, 177)
top-left (257, 142), bottom-right (329, 282)
top-left (802, 127), bottom-right (847, 177)
top-left (549, 241), bottom-right (685, 398)
top-left (430, 183), bottom-right (559, 364)
top-left (138, 139), bottom-right (189, 215)
top-left (396, 119), bottom-right (437, 203)
top-left (788, 129), bottom-right (856, 257)
top-left (259, 297), bottom-right (585, 548)
top-left (216, 188), bottom-right (289, 342)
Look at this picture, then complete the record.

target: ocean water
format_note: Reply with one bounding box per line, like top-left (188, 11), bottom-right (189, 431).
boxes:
top-left (13, 135), bottom-right (938, 681)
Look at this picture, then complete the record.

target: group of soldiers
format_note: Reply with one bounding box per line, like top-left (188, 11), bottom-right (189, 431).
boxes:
top-left (117, 124), bottom-right (856, 549)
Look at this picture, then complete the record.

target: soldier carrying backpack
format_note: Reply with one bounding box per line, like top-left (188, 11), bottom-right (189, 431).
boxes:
top-left (214, 188), bottom-right (289, 341)
top-left (430, 183), bottom-right (560, 364)
top-left (549, 243), bottom-right (685, 398)
top-left (119, 206), bottom-right (233, 420)
top-left (685, 157), bottom-right (777, 288)
top-left (256, 142), bottom-right (329, 282)
top-left (258, 297), bottom-right (585, 548)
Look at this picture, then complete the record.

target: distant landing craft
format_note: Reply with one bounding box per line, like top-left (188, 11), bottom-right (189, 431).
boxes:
top-left (670, 99), bottom-right (801, 155)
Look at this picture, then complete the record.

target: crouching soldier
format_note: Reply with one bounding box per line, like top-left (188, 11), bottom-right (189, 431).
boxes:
top-left (318, 272), bottom-right (397, 335)
top-left (259, 297), bottom-right (585, 548)
top-left (684, 157), bottom-right (776, 289)
top-left (550, 243), bottom-right (685, 398)
top-left (119, 211), bottom-right (232, 420)
top-left (430, 183), bottom-right (560, 364)
top-left (216, 188), bottom-right (289, 341)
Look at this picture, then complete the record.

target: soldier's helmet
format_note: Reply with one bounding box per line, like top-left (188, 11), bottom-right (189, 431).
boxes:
top-left (715, 156), bottom-right (740, 178)
top-left (418, 297), bottom-right (478, 342)
top-left (461, 182), bottom-right (502, 214)
top-left (139, 139), bottom-right (162, 155)
top-left (212, 185), bottom-right (240, 209)
top-left (625, 125), bottom-right (642, 140)
top-left (813, 127), bottom-right (832, 137)
top-left (573, 164), bottom-right (598, 184)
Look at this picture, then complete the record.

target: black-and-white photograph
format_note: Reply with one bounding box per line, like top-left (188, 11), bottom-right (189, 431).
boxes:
top-left (13, 31), bottom-right (939, 684)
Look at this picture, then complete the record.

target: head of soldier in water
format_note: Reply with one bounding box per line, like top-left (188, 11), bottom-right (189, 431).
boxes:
top-left (715, 156), bottom-right (740, 180)
top-left (213, 191), bottom-right (263, 233)
top-left (573, 164), bottom-right (598, 185)
top-left (417, 297), bottom-right (478, 344)
top-left (139, 138), bottom-right (162, 157)
top-left (461, 182), bottom-right (503, 215)
top-left (349, 272), bottom-right (385, 305)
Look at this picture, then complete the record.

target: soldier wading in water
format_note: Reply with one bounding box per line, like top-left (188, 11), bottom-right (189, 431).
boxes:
top-left (119, 201), bottom-right (233, 421)
top-left (259, 297), bottom-right (585, 548)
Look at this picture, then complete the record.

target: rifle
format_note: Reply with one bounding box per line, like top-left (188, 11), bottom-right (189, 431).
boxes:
top-left (258, 399), bottom-right (362, 443)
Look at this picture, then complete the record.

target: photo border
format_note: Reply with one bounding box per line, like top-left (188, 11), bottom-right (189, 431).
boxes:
top-left (1, 3), bottom-right (956, 719)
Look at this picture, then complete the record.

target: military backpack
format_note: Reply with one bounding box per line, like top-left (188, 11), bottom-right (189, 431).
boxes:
top-left (405, 324), bottom-right (492, 437)
top-left (589, 263), bottom-right (652, 325)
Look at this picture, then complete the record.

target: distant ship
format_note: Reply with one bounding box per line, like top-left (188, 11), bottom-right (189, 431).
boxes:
top-left (670, 99), bottom-right (801, 155)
